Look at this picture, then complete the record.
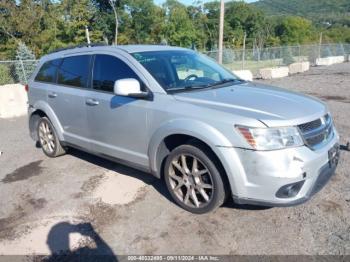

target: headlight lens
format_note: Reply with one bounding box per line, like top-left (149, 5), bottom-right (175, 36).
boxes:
top-left (236, 126), bottom-right (304, 150)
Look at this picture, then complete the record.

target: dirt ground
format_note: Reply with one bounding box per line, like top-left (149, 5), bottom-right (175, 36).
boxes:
top-left (0, 62), bottom-right (349, 258)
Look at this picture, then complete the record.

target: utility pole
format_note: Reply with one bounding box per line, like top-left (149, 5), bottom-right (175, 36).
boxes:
top-left (218, 0), bottom-right (224, 64)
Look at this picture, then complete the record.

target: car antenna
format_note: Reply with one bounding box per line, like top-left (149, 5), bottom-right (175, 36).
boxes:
top-left (85, 26), bottom-right (91, 47)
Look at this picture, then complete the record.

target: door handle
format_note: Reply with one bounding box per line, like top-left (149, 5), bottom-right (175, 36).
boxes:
top-left (48, 92), bottom-right (57, 98)
top-left (86, 98), bottom-right (99, 106)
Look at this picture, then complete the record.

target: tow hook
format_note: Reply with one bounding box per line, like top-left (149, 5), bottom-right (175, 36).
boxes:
top-left (340, 142), bottom-right (350, 151)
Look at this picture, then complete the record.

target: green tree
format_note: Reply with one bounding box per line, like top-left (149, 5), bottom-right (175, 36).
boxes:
top-left (225, 2), bottom-right (267, 48)
top-left (163, 0), bottom-right (196, 47)
top-left (187, 4), bottom-right (210, 50)
top-left (15, 42), bottom-right (36, 83)
top-left (0, 0), bottom-right (43, 57)
top-left (203, 1), bottom-right (220, 50)
top-left (126, 0), bottom-right (164, 44)
top-left (0, 64), bottom-right (14, 85)
top-left (34, 1), bottom-right (67, 54)
top-left (92, 0), bottom-right (121, 44)
top-left (59, 0), bottom-right (103, 45)
top-left (0, 0), bottom-right (349, 60)
top-left (323, 26), bottom-right (350, 44)
top-left (276, 16), bottom-right (315, 44)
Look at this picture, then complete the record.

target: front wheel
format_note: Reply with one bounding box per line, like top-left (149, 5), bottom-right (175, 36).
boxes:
top-left (37, 117), bottom-right (66, 158)
top-left (164, 144), bottom-right (226, 214)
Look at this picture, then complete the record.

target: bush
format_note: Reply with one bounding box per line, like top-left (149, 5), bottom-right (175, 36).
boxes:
top-left (0, 64), bottom-right (14, 86)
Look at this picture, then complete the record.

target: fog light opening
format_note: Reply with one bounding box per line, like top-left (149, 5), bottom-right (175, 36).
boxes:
top-left (276, 180), bottom-right (305, 198)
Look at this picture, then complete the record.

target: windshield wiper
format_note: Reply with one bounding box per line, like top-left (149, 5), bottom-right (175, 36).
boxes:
top-left (206, 78), bottom-right (243, 88)
top-left (184, 78), bottom-right (242, 90)
top-left (168, 84), bottom-right (209, 93)
top-left (168, 78), bottom-right (244, 93)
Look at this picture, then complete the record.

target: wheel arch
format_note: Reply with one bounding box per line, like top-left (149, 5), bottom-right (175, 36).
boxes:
top-left (29, 101), bottom-right (64, 141)
top-left (148, 120), bottom-right (234, 193)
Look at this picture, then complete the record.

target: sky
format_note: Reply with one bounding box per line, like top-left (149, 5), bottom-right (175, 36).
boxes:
top-left (154, 0), bottom-right (258, 5)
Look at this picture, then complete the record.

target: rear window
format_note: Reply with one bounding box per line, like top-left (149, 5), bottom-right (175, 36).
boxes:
top-left (57, 55), bottom-right (90, 88)
top-left (35, 59), bottom-right (61, 83)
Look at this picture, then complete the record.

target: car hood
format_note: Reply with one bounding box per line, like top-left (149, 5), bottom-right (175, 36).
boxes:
top-left (173, 82), bottom-right (327, 127)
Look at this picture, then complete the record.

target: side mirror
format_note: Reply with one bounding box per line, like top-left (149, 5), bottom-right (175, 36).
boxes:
top-left (113, 78), bottom-right (149, 98)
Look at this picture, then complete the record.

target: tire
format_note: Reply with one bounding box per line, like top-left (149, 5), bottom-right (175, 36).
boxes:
top-left (37, 117), bottom-right (66, 158)
top-left (164, 143), bottom-right (226, 214)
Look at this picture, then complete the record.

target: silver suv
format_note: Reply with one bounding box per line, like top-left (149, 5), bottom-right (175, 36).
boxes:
top-left (28, 45), bottom-right (340, 214)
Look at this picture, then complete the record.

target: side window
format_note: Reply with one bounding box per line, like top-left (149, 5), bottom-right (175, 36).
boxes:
top-left (57, 55), bottom-right (90, 88)
top-left (92, 55), bottom-right (139, 92)
top-left (35, 59), bottom-right (61, 83)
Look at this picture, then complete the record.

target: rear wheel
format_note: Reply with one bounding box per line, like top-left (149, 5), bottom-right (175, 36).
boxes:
top-left (164, 144), bottom-right (226, 214)
top-left (37, 117), bottom-right (66, 157)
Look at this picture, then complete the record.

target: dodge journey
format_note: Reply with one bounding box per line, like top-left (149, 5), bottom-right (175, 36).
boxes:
top-left (27, 45), bottom-right (340, 213)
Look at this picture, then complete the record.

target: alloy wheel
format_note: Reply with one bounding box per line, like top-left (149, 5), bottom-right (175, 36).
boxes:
top-left (38, 121), bottom-right (56, 154)
top-left (168, 154), bottom-right (214, 208)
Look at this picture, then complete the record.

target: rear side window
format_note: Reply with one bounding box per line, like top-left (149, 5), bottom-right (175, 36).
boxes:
top-left (35, 59), bottom-right (61, 83)
top-left (92, 55), bottom-right (139, 92)
top-left (57, 55), bottom-right (90, 88)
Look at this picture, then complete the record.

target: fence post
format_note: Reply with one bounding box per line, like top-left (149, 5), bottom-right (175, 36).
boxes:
top-left (20, 59), bottom-right (28, 83)
top-left (318, 32), bottom-right (323, 58)
top-left (340, 43), bottom-right (345, 56)
top-left (280, 47), bottom-right (282, 64)
top-left (242, 32), bottom-right (246, 70)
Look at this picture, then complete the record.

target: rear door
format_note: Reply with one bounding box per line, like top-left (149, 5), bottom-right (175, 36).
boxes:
top-left (32, 58), bottom-right (61, 109)
top-left (86, 54), bottom-right (150, 167)
top-left (48, 54), bottom-right (92, 149)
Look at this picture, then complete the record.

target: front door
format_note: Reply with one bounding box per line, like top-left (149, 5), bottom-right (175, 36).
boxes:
top-left (86, 54), bottom-right (150, 168)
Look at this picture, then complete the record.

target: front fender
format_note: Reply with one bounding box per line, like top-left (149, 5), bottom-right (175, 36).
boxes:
top-left (148, 118), bottom-right (233, 175)
top-left (31, 101), bottom-right (64, 141)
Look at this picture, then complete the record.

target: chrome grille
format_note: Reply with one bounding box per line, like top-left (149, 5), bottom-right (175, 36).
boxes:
top-left (299, 119), bottom-right (322, 133)
top-left (298, 114), bottom-right (334, 149)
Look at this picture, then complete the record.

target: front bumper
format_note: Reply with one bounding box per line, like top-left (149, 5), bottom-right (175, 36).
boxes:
top-left (217, 132), bottom-right (340, 207)
top-left (233, 159), bottom-right (338, 207)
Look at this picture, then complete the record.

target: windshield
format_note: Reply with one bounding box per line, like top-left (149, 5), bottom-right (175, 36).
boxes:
top-left (132, 50), bottom-right (240, 92)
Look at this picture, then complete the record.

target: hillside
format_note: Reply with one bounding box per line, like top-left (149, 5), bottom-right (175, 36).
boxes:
top-left (253, 0), bottom-right (350, 20)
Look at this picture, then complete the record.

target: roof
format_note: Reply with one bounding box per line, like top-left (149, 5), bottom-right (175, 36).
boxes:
top-left (117, 45), bottom-right (188, 53)
top-left (40, 44), bottom-right (191, 62)
top-left (46, 44), bottom-right (189, 57)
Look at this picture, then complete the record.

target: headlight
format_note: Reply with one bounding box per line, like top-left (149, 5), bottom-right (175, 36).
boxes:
top-left (236, 126), bottom-right (304, 150)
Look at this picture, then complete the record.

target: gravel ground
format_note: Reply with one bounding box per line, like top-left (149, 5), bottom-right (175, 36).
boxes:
top-left (0, 63), bottom-right (349, 258)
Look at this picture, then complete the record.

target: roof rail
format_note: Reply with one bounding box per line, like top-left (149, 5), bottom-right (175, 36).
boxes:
top-left (48, 43), bottom-right (109, 54)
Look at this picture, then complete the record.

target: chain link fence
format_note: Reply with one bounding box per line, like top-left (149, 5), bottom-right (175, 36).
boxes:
top-left (204, 43), bottom-right (350, 76)
top-left (0, 59), bottom-right (38, 86)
